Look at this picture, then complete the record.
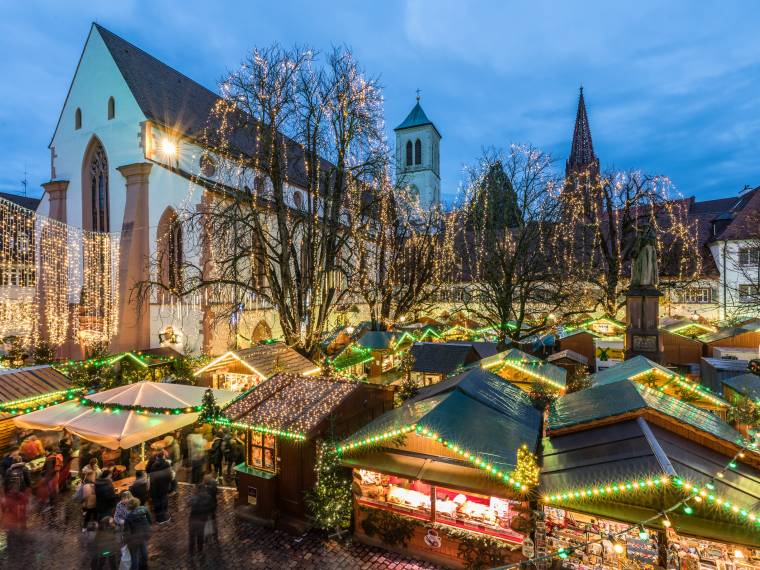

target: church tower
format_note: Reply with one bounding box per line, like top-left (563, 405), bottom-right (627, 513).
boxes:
top-left (565, 87), bottom-right (599, 179)
top-left (394, 95), bottom-right (441, 208)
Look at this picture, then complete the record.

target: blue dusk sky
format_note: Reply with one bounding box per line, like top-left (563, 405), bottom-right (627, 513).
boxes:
top-left (1, 1), bottom-right (760, 204)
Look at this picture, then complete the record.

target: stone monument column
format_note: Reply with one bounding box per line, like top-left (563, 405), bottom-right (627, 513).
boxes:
top-left (114, 163), bottom-right (152, 352)
top-left (625, 226), bottom-right (663, 362)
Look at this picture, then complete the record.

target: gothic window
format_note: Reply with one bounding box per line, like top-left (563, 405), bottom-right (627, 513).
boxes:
top-left (158, 208), bottom-right (183, 293)
top-left (107, 97), bottom-right (115, 120)
top-left (75, 108), bottom-right (82, 130)
top-left (405, 140), bottom-right (413, 166)
top-left (87, 141), bottom-right (109, 232)
top-left (414, 139), bottom-right (422, 165)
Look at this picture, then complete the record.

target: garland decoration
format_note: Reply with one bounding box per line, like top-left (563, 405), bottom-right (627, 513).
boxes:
top-left (0, 388), bottom-right (84, 414)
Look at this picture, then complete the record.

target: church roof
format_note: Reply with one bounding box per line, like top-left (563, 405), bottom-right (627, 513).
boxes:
top-left (0, 192), bottom-right (41, 211)
top-left (93, 24), bottom-right (330, 189)
top-left (394, 101), bottom-right (440, 137)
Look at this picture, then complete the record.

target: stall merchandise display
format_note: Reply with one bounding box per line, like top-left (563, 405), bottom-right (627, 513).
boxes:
top-left (666, 530), bottom-right (760, 570)
top-left (355, 469), bottom-right (525, 543)
top-left (214, 372), bottom-right (261, 392)
top-left (544, 506), bottom-right (658, 569)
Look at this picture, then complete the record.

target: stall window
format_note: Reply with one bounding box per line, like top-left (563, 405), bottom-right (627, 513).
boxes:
top-left (250, 432), bottom-right (277, 472)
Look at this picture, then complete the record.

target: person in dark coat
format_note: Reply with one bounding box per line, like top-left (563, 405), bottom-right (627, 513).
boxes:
top-left (124, 498), bottom-right (152, 570)
top-left (187, 485), bottom-right (214, 556)
top-left (147, 455), bottom-right (172, 523)
top-left (208, 433), bottom-right (223, 476)
top-left (58, 432), bottom-right (73, 492)
top-left (89, 516), bottom-right (120, 570)
top-left (201, 474), bottom-right (219, 542)
top-left (128, 470), bottom-right (149, 506)
top-left (94, 469), bottom-right (118, 520)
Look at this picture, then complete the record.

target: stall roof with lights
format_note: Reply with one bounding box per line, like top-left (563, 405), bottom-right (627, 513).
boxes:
top-left (0, 365), bottom-right (72, 412)
top-left (13, 382), bottom-right (236, 450)
top-left (590, 355), bottom-right (729, 408)
top-left (222, 374), bottom-right (362, 439)
top-left (549, 380), bottom-right (745, 450)
top-left (541, 417), bottom-right (760, 546)
top-left (722, 373), bottom-right (760, 401)
top-left (339, 368), bottom-right (542, 477)
top-left (480, 348), bottom-right (567, 391)
top-left (194, 343), bottom-right (319, 379)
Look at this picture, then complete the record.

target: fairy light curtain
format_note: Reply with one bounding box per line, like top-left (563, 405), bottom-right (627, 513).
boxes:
top-left (0, 195), bottom-right (120, 348)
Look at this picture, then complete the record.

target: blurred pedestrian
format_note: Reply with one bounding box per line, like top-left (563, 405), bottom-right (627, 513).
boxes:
top-left (89, 516), bottom-right (120, 570)
top-left (114, 490), bottom-right (134, 528)
top-left (82, 457), bottom-right (102, 481)
top-left (201, 474), bottom-right (219, 543)
top-left (208, 432), bottom-right (223, 476)
top-left (188, 484), bottom-right (214, 556)
top-left (147, 453), bottom-right (172, 523)
top-left (128, 468), bottom-right (149, 506)
top-left (123, 498), bottom-right (152, 570)
top-left (2, 452), bottom-right (31, 528)
top-left (74, 470), bottom-right (98, 530)
top-left (94, 469), bottom-right (118, 521)
top-left (186, 429), bottom-right (206, 484)
top-left (58, 431), bottom-right (74, 491)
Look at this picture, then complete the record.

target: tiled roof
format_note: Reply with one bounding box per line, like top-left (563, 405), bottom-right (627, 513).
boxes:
top-left (223, 373), bottom-right (360, 437)
top-left (0, 192), bottom-right (41, 211)
top-left (95, 24), bottom-right (328, 189)
top-left (719, 187), bottom-right (760, 241)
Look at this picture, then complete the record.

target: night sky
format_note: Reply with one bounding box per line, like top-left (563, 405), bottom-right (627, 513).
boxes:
top-left (2, 1), bottom-right (760, 204)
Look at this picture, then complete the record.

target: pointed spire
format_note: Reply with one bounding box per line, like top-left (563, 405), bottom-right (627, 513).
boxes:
top-left (566, 86), bottom-right (599, 178)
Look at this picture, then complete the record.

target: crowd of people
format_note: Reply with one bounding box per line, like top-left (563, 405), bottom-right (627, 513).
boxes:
top-left (0, 427), bottom-right (244, 568)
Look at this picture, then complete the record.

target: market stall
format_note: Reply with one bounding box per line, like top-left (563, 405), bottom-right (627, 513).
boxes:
top-left (193, 342), bottom-right (319, 391)
top-left (13, 381), bottom-right (236, 449)
top-left (480, 347), bottom-right (567, 393)
top-left (540, 378), bottom-right (760, 568)
top-left (221, 373), bottom-right (393, 526)
top-left (338, 367), bottom-right (542, 569)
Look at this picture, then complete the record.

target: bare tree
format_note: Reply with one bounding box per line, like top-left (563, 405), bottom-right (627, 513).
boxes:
top-left (140, 45), bottom-right (386, 356)
top-left (564, 169), bottom-right (703, 318)
top-left (351, 177), bottom-right (455, 331)
top-left (456, 146), bottom-right (586, 346)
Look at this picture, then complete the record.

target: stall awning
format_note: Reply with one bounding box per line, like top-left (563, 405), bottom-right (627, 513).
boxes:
top-left (13, 382), bottom-right (236, 449)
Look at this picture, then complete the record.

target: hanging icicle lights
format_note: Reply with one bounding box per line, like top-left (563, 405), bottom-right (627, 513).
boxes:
top-left (0, 194), bottom-right (120, 346)
top-left (0, 195), bottom-right (121, 348)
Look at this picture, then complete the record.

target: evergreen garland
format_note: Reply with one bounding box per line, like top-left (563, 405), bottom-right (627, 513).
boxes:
top-left (305, 440), bottom-right (353, 532)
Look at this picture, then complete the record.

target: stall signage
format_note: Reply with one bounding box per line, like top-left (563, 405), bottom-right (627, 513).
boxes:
top-left (247, 486), bottom-right (257, 506)
top-left (423, 529), bottom-right (442, 549)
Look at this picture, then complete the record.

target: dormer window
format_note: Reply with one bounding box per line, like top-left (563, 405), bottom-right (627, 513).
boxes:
top-left (107, 97), bottom-right (115, 120)
top-left (75, 108), bottom-right (82, 130)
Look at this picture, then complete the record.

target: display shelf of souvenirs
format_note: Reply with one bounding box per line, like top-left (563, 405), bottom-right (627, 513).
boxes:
top-left (214, 372), bottom-right (262, 392)
top-left (665, 530), bottom-right (759, 570)
top-left (544, 507), bottom-right (658, 570)
top-left (354, 469), bottom-right (524, 542)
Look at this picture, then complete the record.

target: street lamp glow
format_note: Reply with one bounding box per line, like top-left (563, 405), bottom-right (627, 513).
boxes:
top-left (161, 137), bottom-right (177, 157)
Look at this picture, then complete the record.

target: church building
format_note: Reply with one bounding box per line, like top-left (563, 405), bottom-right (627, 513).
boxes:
top-left (394, 95), bottom-right (441, 209)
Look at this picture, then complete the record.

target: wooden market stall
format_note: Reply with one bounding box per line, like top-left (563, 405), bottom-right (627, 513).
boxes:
top-left (338, 368), bottom-right (542, 569)
top-left (222, 373), bottom-right (393, 528)
top-left (721, 372), bottom-right (760, 403)
top-left (480, 348), bottom-right (567, 394)
top-left (590, 355), bottom-right (730, 417)
top-left (193, 342), bottom-right (320, 391)
top-left (546, 349), bottom-right (589, 378)
top-left (0, 365), bottom-right (76, 452)
top-left (541, 379), bottom-right (760, 568)
top-left (701, 320), bottom-right (760, 358)
top-left (408, 342), bottom-right (482, 386)
top-left (557, 330), bottom-right (598, 372)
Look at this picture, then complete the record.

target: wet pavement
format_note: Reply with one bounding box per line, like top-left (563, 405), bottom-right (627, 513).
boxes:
top-left (0, 483), bottom-right (439, 569)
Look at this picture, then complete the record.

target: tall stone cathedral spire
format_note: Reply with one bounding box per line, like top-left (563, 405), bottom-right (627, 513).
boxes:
top-left (565, 87), bottom-right (599, 179)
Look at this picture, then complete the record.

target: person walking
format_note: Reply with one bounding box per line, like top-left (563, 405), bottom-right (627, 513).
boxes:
top-left (187, 484), bottom-right (214, 557)
top-left (94, 469), bottom-right (118, 521)
top-left (208, 433), bottom-right (223, 477)
top-left (201, 474), bottom-right (219, 543)
top-left (41, 446), bottom-right (62, 509)
top-left (89, 516), bottom-right (120, 570)
top-left (128, 469), bottom-right (149, 506)
top-left (123, 498), bottom-right (152, 570)
top-left (186, 430), bottom-right (206, 484)
top-left (2, 454), bottom-right (31, 529)
top-left (74, 470), bottom-right (99, 530)
top-left (58, 431), bottom-right (74, 491)
top-left (147, 454), bottom-right (172, 523)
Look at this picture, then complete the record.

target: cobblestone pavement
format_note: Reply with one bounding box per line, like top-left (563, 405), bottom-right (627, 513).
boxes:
top-left (0, 483), bottom-right (439, 570)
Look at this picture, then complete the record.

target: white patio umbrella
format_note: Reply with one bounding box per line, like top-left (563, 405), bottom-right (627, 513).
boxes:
top-left (13, 382), bottom-right (235, 450)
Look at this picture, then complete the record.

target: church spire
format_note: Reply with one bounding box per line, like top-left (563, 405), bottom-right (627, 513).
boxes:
top-left (566, 86), bottom-right (599, 178)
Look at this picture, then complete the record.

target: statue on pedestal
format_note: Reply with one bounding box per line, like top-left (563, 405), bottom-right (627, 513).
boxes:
top-left (630, 225), bottom-right (658, 288)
